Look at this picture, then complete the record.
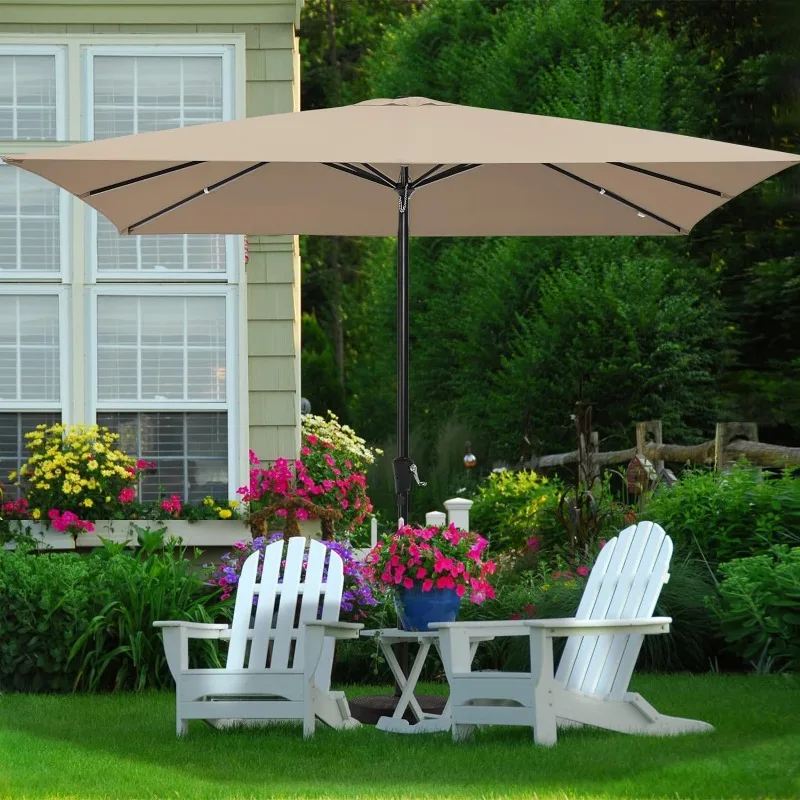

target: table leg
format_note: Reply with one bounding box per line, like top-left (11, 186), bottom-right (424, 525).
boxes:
top-left (380, 640), bottom-right (428, 723)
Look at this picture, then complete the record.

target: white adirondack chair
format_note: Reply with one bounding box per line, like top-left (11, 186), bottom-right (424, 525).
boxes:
top-left (154, 536), bottom-right (363, 737)
top-left (435, 521), bottom-right (714, 745)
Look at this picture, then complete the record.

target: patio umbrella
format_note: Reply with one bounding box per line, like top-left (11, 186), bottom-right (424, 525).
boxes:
top-left (6, 96), bottom-right (799, 524)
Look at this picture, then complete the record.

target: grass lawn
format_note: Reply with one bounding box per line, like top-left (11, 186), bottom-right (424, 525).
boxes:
top-left (1, 675), bottom-right (798, 800)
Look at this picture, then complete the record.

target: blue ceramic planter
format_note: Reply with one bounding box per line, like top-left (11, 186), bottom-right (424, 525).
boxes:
top-left (394, 585), bottom-right (461, 632)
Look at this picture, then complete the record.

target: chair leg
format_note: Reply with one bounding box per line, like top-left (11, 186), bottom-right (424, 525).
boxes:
top-left (303, 687), bottom-right (316, 738)
top-left (452, 723), bottom-right (475, 742)
top-left (177, 717), bottom-right (188, 736)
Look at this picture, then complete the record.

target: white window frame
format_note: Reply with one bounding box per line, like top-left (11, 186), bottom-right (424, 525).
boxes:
top-left (0, 284), bottom-right (70, 414)
top-left (0, 44), bottom-right (68, 141)
top-left (82, 44), bottom-right (237, 283)
top-left (0, 162), bottom-right (71, 282)
top-left (86, 283), bottom-right (239, 496)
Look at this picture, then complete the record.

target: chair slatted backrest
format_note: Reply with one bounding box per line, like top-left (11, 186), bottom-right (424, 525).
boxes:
top-left (226, 537), bottom-right (344, 672)
top-left (555, 522), bottom-right (672, 699)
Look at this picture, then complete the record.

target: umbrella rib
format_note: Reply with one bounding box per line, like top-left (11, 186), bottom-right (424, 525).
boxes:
top-left (412, 164), bottom-right (446, 185)
top-left (359, 163), bottom-right (397, 188)
top-left (609, 162), bottom-right (727, 197)
top-left (84, 161), bottom-right (206, 198)
top-left (125, 162), bottom-right (269, 234)
top-left (323, 162), bottom-right (396, 190)
top-left (412, 164), bottom-right (481, 190)
top-left (543, 163), bottom-right (685, 233)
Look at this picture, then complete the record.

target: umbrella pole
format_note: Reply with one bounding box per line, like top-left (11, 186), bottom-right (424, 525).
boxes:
top-left (393, 166), bottom-right (413, 526)
top-left (393, 166), bottom-right (412, 691)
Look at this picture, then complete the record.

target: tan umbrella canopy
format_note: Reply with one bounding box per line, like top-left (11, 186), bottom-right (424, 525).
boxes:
top-left (5, 96), bottom-right (798, 238)
top-left (5, 96), bottom-right (798, 519)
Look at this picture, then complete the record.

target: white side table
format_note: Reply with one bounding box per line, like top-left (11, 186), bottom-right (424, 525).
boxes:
top-left (360, 628), bottom-right (484, 734)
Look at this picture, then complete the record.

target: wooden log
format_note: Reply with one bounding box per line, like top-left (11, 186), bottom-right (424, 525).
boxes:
top-left (726, 439), bottom-right (800, 467)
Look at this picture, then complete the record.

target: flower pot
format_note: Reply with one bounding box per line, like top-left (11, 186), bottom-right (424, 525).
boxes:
top-left (394, 585), bottom-right (461, 632)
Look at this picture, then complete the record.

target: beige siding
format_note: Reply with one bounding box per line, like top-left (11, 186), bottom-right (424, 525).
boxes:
top-left (0, 0), bottom-right (304, 466)
top-left (1, 3), bottom-right (298, 26)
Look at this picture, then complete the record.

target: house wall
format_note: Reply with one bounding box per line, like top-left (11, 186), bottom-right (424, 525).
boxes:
top-left (0, 0), bottom-right (304, 468)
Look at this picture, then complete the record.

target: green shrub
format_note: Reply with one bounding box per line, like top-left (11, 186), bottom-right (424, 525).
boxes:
top-left (0, 534), bottom-right (227, 693)
top-left (711, 546), bottom-right (800, 674)
top-left (642, 465), bottom-right (800, 565)
top-left (470, 470), bottom-right (563, 552)
top-left (331, 549), bottom-right (718, 683)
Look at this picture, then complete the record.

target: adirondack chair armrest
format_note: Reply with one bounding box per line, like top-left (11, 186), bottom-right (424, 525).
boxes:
top-left (153, 621), bottom-right (230, 679)
top-left (304, 620), bottom-right (364, 639)
top-left (524, 617), bottom-right (672, 637)
top-left (153, 620), bottom-right (229, 639)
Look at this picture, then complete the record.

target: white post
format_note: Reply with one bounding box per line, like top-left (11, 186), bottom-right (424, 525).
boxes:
top-left (444, 498), bottom-right (473, 531)
top-left (425, 510), bottom-right (447, 527)
top-left (370, 516), bottom-right (378, 548)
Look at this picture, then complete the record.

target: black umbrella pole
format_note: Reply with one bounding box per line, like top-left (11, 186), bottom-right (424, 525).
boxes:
top-left (393, 166), bottom-right (412, 526)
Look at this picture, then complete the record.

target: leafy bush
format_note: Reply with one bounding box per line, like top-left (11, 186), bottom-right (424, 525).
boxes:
top-left (711, 546), bottom-right (800, 673)
top-left (642, 465), bottom-right (800, 565)
top-left (470, 470), bottom-right (562, 552)
top-left (0, 534), bottom-right (227, 693)
top-left (331, 548), bottom-right (718, 682)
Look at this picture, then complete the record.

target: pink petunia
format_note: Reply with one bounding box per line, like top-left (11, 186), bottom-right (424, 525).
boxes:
top-left (422, 579), bottom-right (434, 592)
top-left (455, 584), bottom-right (466, 598)
top-left (118, 487), bottom-right (135, 504)
top-left (415, 567), bottom-right (427, 579)
top-left (300, 447), bottom-right (311, 456)
top-left (576, 565), bottom-right (590, 577)
top-left (403, 577), bottom-right (414, 590)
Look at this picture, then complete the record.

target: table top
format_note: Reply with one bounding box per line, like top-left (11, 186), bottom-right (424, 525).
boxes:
top-left (360, 628), bottom-right (440, 640)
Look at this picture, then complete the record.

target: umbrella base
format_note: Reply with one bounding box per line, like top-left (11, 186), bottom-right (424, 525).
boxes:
top-left (348, 694), bottom-right (447, 726)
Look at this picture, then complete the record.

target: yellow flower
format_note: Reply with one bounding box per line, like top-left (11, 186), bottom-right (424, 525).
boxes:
top-left (31, 508), bottom-right (41, 520)
top-left (8, 470), bottom-right (16, 481)
top-left (83, 498), bottom-right (93, 508)
top-left (228, 500), bottom-right (239, 509)
top-left (62, 483), bottom-right (71, 494)
top-left (87, 460), bottom-right (98, 471)
top-left (218, 509), bottom-right (233, 520)
top-left (202, 496), bottom-right (215, 507)
top-left (71, 483), bottom-right (82, 494)
top-left (105, 496), bottom-right (111, 503)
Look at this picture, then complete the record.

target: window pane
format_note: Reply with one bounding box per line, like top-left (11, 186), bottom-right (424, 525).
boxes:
top-left (96, 214), bottom-right (227, 274)
top-left (0, 54), bottom-right (58, 141)
top-left (0, 295), bottom-right (60, 402)
top-left (96, 295), bottom-right (226, 402)
top-left (0, 412), bottom-right (61, 497)
top-left (96, 411), bottom-right (228, 501)
top-left (0, 168), bottom-right (61, 274)
top-left (92, 54), bottom-right (223, 139)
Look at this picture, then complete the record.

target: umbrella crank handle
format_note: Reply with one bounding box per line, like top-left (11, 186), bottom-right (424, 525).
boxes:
top-left (392, 457), bottom-right (427, 495)
top-left (409, 463), bottom-right (427, 487)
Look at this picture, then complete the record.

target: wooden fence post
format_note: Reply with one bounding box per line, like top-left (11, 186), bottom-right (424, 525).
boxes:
top-left (715, 422), bottom-right (759, 472)
top-left (636, 420), bottom-right (664, 473)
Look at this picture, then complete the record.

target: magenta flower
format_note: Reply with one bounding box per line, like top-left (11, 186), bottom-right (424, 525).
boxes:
top-left (118, 487), bottom-right (135, 504)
